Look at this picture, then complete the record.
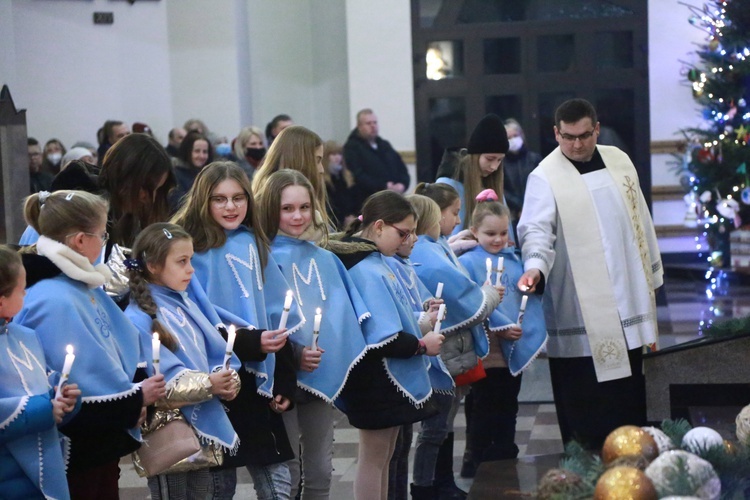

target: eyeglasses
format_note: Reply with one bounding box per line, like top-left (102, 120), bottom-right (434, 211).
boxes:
top-left (385, 223), bottom-right (416, 243)
top-left (210, 194), bottom-right (248, 208)
top-left (559, 130), bottom-right (596, 143)
top-left (66, 230), bottom-right (109, 247)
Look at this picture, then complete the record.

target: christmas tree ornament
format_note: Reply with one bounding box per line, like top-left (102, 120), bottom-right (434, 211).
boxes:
top-left (645, 450), bottom-right (721, 499)
top-left (688, 68), bottom-right (700, 82)
top-left (699, 191), bottom-right (712, 203)
top-left (682, 427), bottom-right (724, 453)
top-left (593, 466), bottom-right (657, 500)
top-left (741, 187), bottom-right (750, 205)
top-left (536, 468), bottom-right (584, 499)
top-left (708, 39), bottom-right (719, 51)
top-left (696, 148), bottom-right (714, 164)
top-left (642, 426), bottom-right (676, 455)
top-left (722, 439), bottom-right (737, 454)
top-left (601, 426), bottom-right (659, 464)
top-left (739, 98), bottom-right (747, 108)
top-left (735, 404), bottom-right (750, 445)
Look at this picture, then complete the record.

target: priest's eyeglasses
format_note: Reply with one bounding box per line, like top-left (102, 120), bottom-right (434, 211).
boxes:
top-left (210, 194), bottom-right (248, 208)
top-left (385, 223), bottom-right (416, 243)
top-left (559, 130), bottom-right (596, 143)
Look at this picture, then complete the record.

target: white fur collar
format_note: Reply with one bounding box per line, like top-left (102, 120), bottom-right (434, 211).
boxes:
top-left (36, 236), bottom-right (113, 289)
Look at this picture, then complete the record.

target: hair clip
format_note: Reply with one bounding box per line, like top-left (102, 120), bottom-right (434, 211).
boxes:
top-left (476, 189), bottom-right (499, 202)
top-left (123, 258), bottom-right (145, 272)
top-left (163, 228), bottom-right (173, 239)
top-left (65, 193), bottom-right (75, 201)
top-left (357, 215), bottom-right (363, 222)
top-left (38, 191), bottom-right (51, 205)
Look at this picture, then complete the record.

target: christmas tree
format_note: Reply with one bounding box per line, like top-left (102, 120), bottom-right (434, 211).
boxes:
top-left (682, 0), bottom-right (750, 266)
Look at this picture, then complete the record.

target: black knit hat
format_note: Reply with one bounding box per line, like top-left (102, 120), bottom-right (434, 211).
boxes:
top-left (467, 114), bottom-right (509, 154)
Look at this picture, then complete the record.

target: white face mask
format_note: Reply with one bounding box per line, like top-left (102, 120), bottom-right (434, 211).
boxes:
top-left (508, 136), bottom-right (524, 153)
top-left (47, 152), bottom-right (62, 165)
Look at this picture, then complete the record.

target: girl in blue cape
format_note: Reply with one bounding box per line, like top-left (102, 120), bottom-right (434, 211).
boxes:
top-left (407, 187), bottom-right (503, 499)
top-left (256, 169), bottom-right (370, 500)
top-left (385, 224), bottom-right (453, 500)
top-left (172, 161), bottom-right (301, 500)
top-left (16, 190), bottom-right (167, 499)
top-left (0, 246), bottom-right (80, 500)
top-left (458, 189), bottom-right (547, 470)
top-left (124, 223), bottom-right (242, 499)
top-left (326, 190), bottom-right (444, 500)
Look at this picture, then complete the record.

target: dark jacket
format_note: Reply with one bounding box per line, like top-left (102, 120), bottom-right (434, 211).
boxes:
top-left (327, 237), bottom-right (437, 429)
top-left (170, 159), bottom-right (200, 212)
top-left (343, 130), bottom-right (410, 201)
top-left (216, 328), bottom-right (296, 467)
top-left (20, 252), bottom-right (146, 470)
top-left (503, 148), bottom-right (542, 218)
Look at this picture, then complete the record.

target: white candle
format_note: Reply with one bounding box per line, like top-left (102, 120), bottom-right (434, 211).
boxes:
top-left (435, 282), bottom-right (444, 299)
top-left (152, 332), bottom-right (161, 376)
top-left (312, 307), bottom-right (322, 351)
top-left (432, 303), bottom-right (446, 334)
top-left (55, 345), bottom-right (75, 400)
top-left (517, 295), bottom-right (528, 326)
top-left (223, 325), bottom-right (236, 370)
top-left (495, 257), bottom-right (504, 287)
top-left (485, 258), bottom-right (492, 284)
top-left (278, 290), bottom-right (293, 330)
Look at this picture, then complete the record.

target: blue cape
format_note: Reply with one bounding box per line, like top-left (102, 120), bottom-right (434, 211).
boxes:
top-left (189, 226), bottom-right (305, 397)
top-left (125, 285), bottom-right (240, 452)
top-left (386, 256), bottom-right (454, 394)
top-left (270, 235), bottom-right (369, 403)
top-left (0, 322), bottom-right (69, 500)
top-left (410, 235), bottom-right (489, 358)
top-left (347, 252), bottom-right (433, 407)
top-left (458, 246), bottom-right (547, 375)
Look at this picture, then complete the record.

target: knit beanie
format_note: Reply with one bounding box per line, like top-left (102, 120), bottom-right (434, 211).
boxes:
top-left (467, 114), bottom-right (509, 154)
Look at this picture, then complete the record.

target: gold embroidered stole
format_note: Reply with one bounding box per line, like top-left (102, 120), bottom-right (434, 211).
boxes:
top-left (541, 146), bottom-right (657, 381)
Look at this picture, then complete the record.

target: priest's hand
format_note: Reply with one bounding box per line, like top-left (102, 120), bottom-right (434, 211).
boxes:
top-left (261, 328), bottom-right (288, 353)
top-left (518, 269), bottom-right (541, 293)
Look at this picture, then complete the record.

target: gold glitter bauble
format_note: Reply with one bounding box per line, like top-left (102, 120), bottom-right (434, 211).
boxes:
top-left (594, 466), bottom-right (658, 500)
top-left (602, 426), bottom-right (660, 464)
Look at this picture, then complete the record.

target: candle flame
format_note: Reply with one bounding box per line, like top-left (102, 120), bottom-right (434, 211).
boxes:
top-left (66, 344), bottom-right (74, 355)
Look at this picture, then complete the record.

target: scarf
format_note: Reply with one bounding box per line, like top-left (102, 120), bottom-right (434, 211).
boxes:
top-left (458, 246), bottom-right (547, 376)
top-left (386, 256), bottom-right (454, 393)
top-left (347, 252), bottom-right (433, 407)
top-left (270, 235), bottom-right (369, 403)
top-left (36, 235), bottom-right (112, 288)
top-left (0, 321), bottom-right (70, 500)
top-left (125, 286), bottom-right (239, 453)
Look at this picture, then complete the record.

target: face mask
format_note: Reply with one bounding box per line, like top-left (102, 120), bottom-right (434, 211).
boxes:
top-left (215, 143), bottom-right (232, 157)
top-left (508, 136), bottom-right (524, 153)
top-left (47, 152), bottom-right (62, 165)
top-left (245, 147), bottom-right (266, 161)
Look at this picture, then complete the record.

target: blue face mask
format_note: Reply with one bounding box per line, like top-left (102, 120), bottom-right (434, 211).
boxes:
top-left (215, 143), bottom-right (232, 157)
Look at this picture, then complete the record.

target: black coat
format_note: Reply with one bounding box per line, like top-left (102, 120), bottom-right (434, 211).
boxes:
top-left (343, 130), bottom-right (410, 201)
top-left (328, 238), bottom-right (438, 429)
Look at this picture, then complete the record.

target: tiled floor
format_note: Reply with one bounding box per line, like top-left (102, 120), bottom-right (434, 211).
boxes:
top-left (118, 272), bottom-right (750, 498)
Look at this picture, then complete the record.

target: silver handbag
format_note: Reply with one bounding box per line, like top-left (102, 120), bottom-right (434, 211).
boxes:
top-left (104, 244), bottom-right (131, 301)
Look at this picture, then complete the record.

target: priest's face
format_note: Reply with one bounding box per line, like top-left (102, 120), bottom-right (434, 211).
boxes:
top-left (554, 117), bottom-right (600, 162)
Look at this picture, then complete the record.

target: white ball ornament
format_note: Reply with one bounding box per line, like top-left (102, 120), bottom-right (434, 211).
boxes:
top-left (682, 427), bottom-right (724, 453)
top-left (736, 404), bottom-right (750, 445)
top-left (645, 450), bottom-right (721, 500)
top-left (642, 426), bottom-right (676, 454)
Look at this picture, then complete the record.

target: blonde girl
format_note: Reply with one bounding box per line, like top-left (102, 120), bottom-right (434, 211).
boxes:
top-left (256, 169), bottom-right (370, 499)
top-left (16, 190), bottom-right (166, 499)
top-left (124, 223), bottom-right (241, 499)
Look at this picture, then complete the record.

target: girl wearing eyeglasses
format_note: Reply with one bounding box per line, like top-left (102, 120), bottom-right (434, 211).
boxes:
top-left (407, 186), bottom-right (504, 499)
top-left (172, 161), bottom-right (303, 500)
top-left (16, 190), bottom-right (167, 499)
top-left (328, 190), bottom-right (444, 500)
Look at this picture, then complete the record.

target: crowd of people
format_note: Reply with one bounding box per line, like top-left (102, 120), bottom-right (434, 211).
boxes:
top-left (4, 98), bottom-right (662, 500)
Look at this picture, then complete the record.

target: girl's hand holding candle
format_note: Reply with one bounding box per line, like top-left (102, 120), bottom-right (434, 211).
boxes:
top-left (54, 345), bottom-right (75, 401)
top-left (278, 290), bottom-right (293, 331)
